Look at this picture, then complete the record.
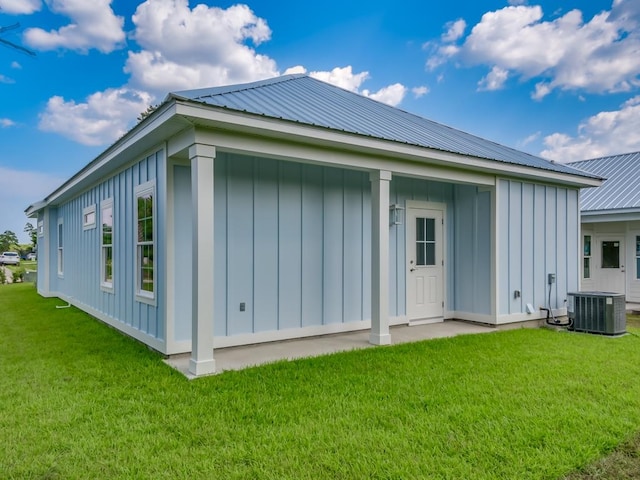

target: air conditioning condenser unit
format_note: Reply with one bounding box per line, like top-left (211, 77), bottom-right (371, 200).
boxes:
top-left (567, 291), bottom-right (626, 336)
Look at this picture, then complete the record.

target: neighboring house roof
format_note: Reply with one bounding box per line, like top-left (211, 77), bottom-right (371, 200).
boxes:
top-left (568, 151), bottom-right (640, 217)
top-left (172, 74), bottom-right (598, 179)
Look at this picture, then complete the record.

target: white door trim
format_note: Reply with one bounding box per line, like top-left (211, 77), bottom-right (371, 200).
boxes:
top-left (405, 200), bottom-right (447, 324)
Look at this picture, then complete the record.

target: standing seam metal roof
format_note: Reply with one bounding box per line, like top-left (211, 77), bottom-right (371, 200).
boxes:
top-left (172, 74), bottom-right (597, 179)
top-left (568, 151), bottom-right (640, 211)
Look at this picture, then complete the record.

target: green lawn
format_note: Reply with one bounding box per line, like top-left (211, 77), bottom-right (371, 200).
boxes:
top-left (2, 283), bottom-right (640, 479)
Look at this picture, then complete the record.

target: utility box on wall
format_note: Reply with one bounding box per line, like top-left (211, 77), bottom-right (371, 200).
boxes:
top-left (567, 291), bottom-right (626, 336)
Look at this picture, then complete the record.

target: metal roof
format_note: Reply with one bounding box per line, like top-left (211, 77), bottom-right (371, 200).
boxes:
top-left (172, 74), bottom-right (598, 179)
top-left (568, 151), bottom-right (640, 212)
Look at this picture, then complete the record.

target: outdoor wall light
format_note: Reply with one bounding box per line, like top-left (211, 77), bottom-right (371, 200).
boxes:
top-left (389, 204), bottom-right (405, 226)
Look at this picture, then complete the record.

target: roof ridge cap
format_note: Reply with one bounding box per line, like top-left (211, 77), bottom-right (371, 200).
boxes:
top-left (170, 74), bottom-right (306, 101)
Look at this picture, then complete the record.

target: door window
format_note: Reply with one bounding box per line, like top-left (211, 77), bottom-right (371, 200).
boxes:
top-left (416, 217), bottom-right (436, 266)
top-left (601, 241), bottom-right (620, 268)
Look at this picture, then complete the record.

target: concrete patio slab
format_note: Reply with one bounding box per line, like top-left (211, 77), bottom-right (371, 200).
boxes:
top-left (164, 320), bottom-right (519, 379)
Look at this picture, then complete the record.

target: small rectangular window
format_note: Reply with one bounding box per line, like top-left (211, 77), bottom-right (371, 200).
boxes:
top-left (37, 220), bottom-right (44, 237)
top-left (583, 235), bottom-right (591, 279)
top-left (83, 204), bottom-right (97, 230)
top-left (135, 181), bottom-right (155, 303)
top-left (57, 219), bottom-right (63, 276)
top-left (101, 199), bottom-right (114, 291)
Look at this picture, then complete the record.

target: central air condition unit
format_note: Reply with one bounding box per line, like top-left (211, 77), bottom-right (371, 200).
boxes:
top-left (567, 291), bottom-right (626, 336)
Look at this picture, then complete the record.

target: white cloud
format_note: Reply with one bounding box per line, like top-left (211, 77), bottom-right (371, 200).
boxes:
top-left (283, 65), bottom-right (307, 75)
top-left (125, 0), bottom-right (277, 95)
top-left (10, 61), bottom-right (21, 69)
top-left (0, 166), bottom-right (65, 243)
top-left (518, 131), bottom-right (541, 148)
top-left (442, 19), bottom-right (466, 42)
top-left (309, 65), bottom-right (370, 91)
top-left (24, 0), bottom-right (125, 53)
top-left (0, 74), bottom-right (14, 84)
top-left (477, 66), bottom-right (509, 91)
top-left (38, 88), bottom-right (153, 146)
top-left (540, 95), bottom-right (640, 162)
top-left (532, 82), bottom-right (552, 100)
top-left (412, 86), bottom-right (429, 98)
top-left (430, 1), bottom-right (640, 97)
top-left (363, 83), bottom-right (407, 106)
top-left (0, 0), bottom-right (41, 14)
top-left (293, 65), bottom-right (407, 106)
top-left (1, 118), bottom-right (15, 127)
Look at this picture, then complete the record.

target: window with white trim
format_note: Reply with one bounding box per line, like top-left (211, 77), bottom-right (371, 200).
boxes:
top-left (583, 235), bottom-right (591, 279)
top-left (101, 199), bottom-right (114, 290)
top-left (83, 204), bottom-right (96, 230)
top-left (57, 218), bottom-right (64, 276)
top-left (37, 220), bottom-right (44, 237)
top-left (135, 182), bottom-right (155, 302)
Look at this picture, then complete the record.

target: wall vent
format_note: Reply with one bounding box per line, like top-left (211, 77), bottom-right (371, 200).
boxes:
top-left (567, 291), bottom-right (626, 336)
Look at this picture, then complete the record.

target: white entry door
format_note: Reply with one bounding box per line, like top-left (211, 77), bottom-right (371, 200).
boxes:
top-left (406, 203), bottom-right (445, 322)
top-left (597, 236), bottom-right (626, 295)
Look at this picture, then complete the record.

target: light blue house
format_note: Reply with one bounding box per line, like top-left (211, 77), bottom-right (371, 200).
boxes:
top-left (569, 152), bottom-right (640, 302)
top-left (26, 75), bottom-right (600, 376)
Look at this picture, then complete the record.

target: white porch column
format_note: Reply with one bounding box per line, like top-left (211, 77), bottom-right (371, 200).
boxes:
top-left (370, 170), bottom-right (392, 345)
top-left (188, 143), bottom-right (216, 376)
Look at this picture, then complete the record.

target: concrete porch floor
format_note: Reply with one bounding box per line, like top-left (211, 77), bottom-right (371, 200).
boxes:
top-left (164, 320), bottom-right (524, 379)
top-left (165, 303), bottom-right (640, 378)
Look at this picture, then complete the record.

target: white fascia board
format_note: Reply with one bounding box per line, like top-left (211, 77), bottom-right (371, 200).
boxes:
top-left (174, 101), bottom-right (601, 188)
top-left (31, 102), bottom-right (186, 212)
top-left (581, 208), bottom-right (640, 223)
top-left (195, 127), bottom-right (495, 186)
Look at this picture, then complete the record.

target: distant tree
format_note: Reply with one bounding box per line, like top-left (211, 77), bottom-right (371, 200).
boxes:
top-left (137, 104), bottom-right (158, 122)
top-left (24, 222), bottom-right (36, 247)
top-left (0, 230), bottom-right (18, 251)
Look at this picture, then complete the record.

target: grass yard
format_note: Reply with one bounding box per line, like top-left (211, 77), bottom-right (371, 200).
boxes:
top-left (2, 283), bottom-right (640, 479)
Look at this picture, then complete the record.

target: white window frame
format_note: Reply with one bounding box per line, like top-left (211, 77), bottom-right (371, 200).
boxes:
top-left (83, 204), bottom-right (97, 230)
top-left (583, 235), bottom-right (591, 279)
top-left (57, 218), bottom-right (64, 277)
top-left (37, 220), bottom-right (44, 237)
top-left (101, 199), bottom-right (114, 292)
top-left (134, 181), bottom-right (156, 305)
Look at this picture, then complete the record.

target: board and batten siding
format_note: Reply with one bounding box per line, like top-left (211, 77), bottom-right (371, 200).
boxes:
top-left (210, 153), bottom-right (373, 337)
top-left (496, 178), bottom-right (579, 317)
top-left (40, 150), bottom-right (167, 345)
top-left (171, 152), bottom-right (501, 346)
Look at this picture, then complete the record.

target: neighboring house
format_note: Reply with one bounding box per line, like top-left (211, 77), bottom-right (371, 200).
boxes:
top-left (26, 74), bottom-right (600, 376)
top-left (568, 152), bottom-right (640, 301)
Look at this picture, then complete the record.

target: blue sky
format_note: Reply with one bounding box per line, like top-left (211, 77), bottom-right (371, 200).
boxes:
top-left (1, 0), bottom-right (639, 242)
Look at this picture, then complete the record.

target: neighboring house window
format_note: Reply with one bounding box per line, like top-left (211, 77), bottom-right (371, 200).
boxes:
top-left (583, 235), bottom-right (591, 279)
top-left (83, 204), bottom-right (97, 230)
top-left (57, 218), bottom-right (64, 276)
top-left (135, 181), bottom-right (155, 302)
top-left (636, 236), bottom-right (640, 280)
top-left (101, 199), bottom-right (114, 291)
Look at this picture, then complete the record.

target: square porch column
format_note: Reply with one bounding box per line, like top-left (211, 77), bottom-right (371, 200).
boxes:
top-left (370, 170), bottom-right (392, 345)
top-left (188, 144), bottom-right (216, 376)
